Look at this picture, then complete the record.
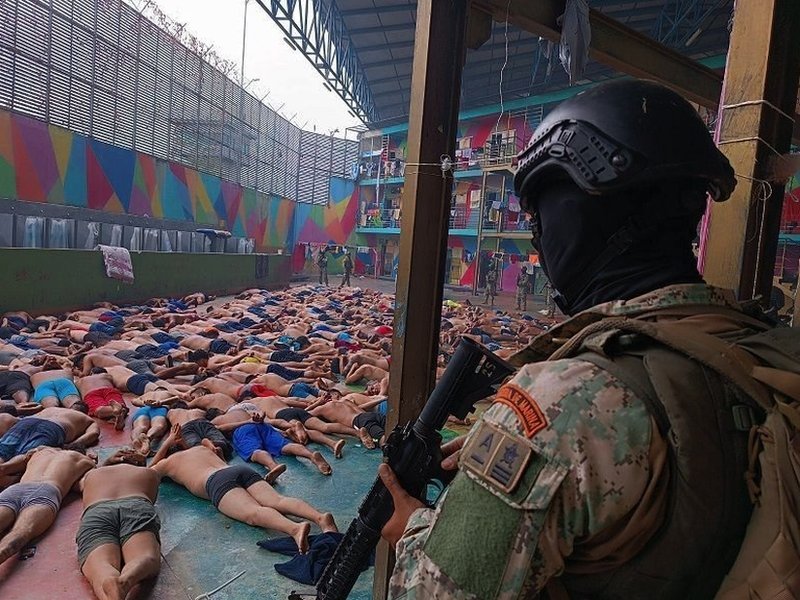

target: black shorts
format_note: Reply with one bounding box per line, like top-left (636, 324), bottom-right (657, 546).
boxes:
top-left (180, 419), bottom-right (232, 459)
top-left (353, 412), bottom-right (386, 440)
top-left (115, 350), bottom-right (142, 362)
top-left (275, 407), bottom-right (311, 424)
top-left (270, 350), bottom-right (306, 363)
top-left (204, 465), bottom-right (262, 508)
top-left (126, 360), bottom-right (154, 375)
top-left (266, 364), bottom-right (303, 381)
top-left (0, 371), bottom-right (33, 399)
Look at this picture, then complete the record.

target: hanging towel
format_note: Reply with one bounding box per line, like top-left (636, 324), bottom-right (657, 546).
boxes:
top-left (98, 245), bottom-right (134, 283)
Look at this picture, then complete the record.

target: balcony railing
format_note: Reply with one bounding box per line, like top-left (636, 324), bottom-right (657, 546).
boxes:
top-left (358, 208), bottom-right (479, 230)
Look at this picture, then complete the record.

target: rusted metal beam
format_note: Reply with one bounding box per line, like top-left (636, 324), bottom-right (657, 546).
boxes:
top-left (474, 0), bottom-right (723, 108)
top-left (702, 0), bottom-right (800, 302)
top-left (376, 0), bottom-right (470, 597)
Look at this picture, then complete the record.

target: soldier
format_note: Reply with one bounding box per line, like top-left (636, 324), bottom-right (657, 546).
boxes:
top-left (515, 266), bottom-right (530, 311)
top-left (317, 248), bottom-right (329, 286)
top-left (378, 80), bottom-right (759, 598)
top-left (484, 259), bottom-right (498, 307)
top-left (340, 250), bottom-right (353, 288)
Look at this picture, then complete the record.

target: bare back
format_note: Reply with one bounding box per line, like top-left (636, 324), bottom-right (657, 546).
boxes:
top-left (76, 373), bottom-right (115, 395)
top-left (152, 446), bottom-right (226, 498)
top-left (31, 368), bottom-right (73, 387)
top-left (311, 400), bottom-right (362, 426)
top-left (38, 406), bottom-right (93, 442)
top-left (21, 447), bottom-right (95, 496)
top-left (167, 407), bottom-right (207, 426)
top-left (82, 464), bottom-right (160, 506)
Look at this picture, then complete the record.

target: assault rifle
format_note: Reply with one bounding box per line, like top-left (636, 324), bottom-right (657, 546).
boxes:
top-left (315, 337), bottom-right (515, 600)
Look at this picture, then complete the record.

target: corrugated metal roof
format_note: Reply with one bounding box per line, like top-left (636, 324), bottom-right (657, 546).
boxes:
top-left (259, 0), bottom-right (733, 125)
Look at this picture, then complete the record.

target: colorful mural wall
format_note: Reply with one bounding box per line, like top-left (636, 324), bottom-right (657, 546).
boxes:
top-left (0, 109), bottom-right (295, 251)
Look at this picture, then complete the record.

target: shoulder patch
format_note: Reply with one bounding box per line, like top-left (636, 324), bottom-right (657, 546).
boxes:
top-left (462, 421), bottom-right (532, 493)
top-left (494, 383), bottom-right (548, 438)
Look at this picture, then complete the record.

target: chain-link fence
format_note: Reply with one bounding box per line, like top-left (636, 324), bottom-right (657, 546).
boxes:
top-left (0, 0), bottom-right (357, 203)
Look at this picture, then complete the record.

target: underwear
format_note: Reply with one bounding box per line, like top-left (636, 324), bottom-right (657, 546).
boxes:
top-left (245, 336), bottom-right (268, 347)
top-left (312, 324), bottom-right (333, 333)
top-left (375, 325), bottom-right (393, 337)
top-left (275, 407), bottom-right (311, 424)
top-left (180, 419), bottom-right (231, 459)
top-left (33, 378), bottom-right (80, 404)
top-left (239, 317), bottom-right (257, 328)
top-left (352, 412), bottom-right (386, 441)
top-left (114, 350), bottom-right (142, 362)
top-left (84, 331), bottom-right (112, 347)
top-left (23, 319), bottom-right (50, 333)
top-left (126, 359), bottom-right (154, 375)
top-left (0, 371), bottom-right (33, 399)
top-left (226, 402), bottom-right (258, 414)
top-left (374, 399), bottom-right (388, 416)
top-left (204, 464), bottom-right (263, 507)
top-left (89, 322), bottom-right (119, 336)
top-left (76, 496), bottom-right (161, 566)
top-left (84, 388), bottom-right (124, 417)
top-left (241, 357), bottom-right (262, 364)
top-left (126, 374), bottom-right (158, 395)
top-left (135, 344), bottom-right (168, 359)
top-left (0, 418), bottom-right (67, 460)
top-left (288, 382), bottom-right (319, 398)
top-left (157, 341), bottom-right (179, 353)
top-left (209, 339), bottom-right (234, 355)
top-left (270, 350), bottom-right (306, 363)
top-left (0, 327), bottom-right (17, 339)
top-left (243, 385), bottom-right (280, 400)
top-left (132, 406), bottom-right (169, 421)
top-left (0, 351), bottom-right (17, 366)
top-left (0, 481), bottom-right (62, 515)
top-left (9, 335), bottom-right (35, 351)
top-left (5, 316), bottom-right (27, 330)
top-left (150, 332), bottom-right (178, 345)
top-left (274, 335), bottom-right (295, 349)
top-left (266, 364), bottom-right (303, 381)
top-left (232, 423), bottom-right (291, 463)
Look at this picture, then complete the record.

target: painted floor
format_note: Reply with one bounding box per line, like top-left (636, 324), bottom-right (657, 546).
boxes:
top-left (0, 279), bottom-right (511, 600)
top-left (0, 416), bottom-right (382, 600)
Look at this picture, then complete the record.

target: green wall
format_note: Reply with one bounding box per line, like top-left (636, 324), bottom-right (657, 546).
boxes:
top-left (0, 249), bottom-right (291, 314)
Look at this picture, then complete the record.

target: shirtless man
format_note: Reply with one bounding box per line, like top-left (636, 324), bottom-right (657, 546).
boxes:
top-left (76, 372), bottom-right (129, 430)
top-left (128, 389), bottom-right (178, 455)
top-left (31, 366), bottom-right (81, 408)
top-left (103, 365), bottom-right (189, 399)
top-left (166, 404), bottom-right (232, 459)
top-left (310, 400), bottom-right (386, 446)
top-left (0, 447), bottom-right (95, 565)
top-left (343, 363), bottom-right (389, 385)
top-left (77, 462), bottom-right (161, 600)
top-left (0, 407), bottom-right (100, 462)
top-left (197, 373), bottom-right (319, 401)
top-left (150, 426), bottom-right (336, 553)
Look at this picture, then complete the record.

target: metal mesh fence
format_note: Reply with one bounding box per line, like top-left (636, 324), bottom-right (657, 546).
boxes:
top-left (0, 0), bottom-right (358, 203)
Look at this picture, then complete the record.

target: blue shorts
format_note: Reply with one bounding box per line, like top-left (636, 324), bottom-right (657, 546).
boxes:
top-left (0, 418), bottom-right (66, 460)
top-left (132, 406), bottom-right (168, 421)
top-left (151, 332), bottom-right (177, 345)
top-left (233, 423), bottom-right (290, 461)
top-left (33, 378), bottom-right (80, 404)
top-left (289, 383), bottom-right (319, 398)
top-left (209, 339), bottom-right (233, 354)
top-left (136, 345), bottom-right (168, 359)
top-left (89, 322), bottom-right (119, 336)
top-left (271, 350), bottom-right (306, 363)
top-left (375, 399), bottom-right (388, 416)
top-left (313, 324), bottom-right (333, 333)
top-left (126, 374), bottom-right (158, 395)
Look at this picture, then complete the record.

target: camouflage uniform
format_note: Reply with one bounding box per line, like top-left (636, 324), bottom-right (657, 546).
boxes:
top-left (389, 284), bottom-right (742, 599)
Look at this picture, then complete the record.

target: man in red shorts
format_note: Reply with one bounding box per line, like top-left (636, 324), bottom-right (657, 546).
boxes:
top-left (76, 372), bottom-right (128, 430)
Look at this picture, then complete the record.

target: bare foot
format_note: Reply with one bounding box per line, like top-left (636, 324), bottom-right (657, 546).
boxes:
top-left (358, 427), bottom-right (376, 450)
top-left (132, 433), bottom-right (150, 455)
top-left (311, 451), bottom-right (332, 475)
top-left (101, 575), bottom-right (126, 600)
top-left (113, 405), bottom-right (128, 431)
top-left (293, 521), bottom-right (311, 554)
top-left (292, 421), bottom-right (309, 445)
top-left (319, 512), bottom-right (338, 533)
top-left (333, 439), bottom-right (345, 459)
top-left (264, 464), bottom-right (287, 485)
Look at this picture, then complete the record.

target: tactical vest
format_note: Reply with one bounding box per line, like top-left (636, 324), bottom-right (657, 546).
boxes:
top-left (540, 308), bottom-right (771, 600)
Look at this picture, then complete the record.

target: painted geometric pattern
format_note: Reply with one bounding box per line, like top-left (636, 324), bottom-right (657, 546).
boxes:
top-left (0, 110), bottom-right (295, 251)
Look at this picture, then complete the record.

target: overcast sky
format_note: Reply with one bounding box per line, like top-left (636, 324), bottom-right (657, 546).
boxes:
top-left (150, 0), bottom-right (361, 137)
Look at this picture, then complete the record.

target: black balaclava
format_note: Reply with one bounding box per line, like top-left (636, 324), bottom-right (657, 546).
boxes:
top-left (532, 177), bottom-right (706, 315)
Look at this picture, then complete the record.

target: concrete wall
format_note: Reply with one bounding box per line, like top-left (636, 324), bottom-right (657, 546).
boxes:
top-left (0, 249), bottom-right (290, 314)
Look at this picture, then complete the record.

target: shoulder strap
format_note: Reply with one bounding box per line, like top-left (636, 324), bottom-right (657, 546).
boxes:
top-left (550, 317), bottom-right (773, 410)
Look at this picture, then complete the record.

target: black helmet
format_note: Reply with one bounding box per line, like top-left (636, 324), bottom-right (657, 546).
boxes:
top-left (514, 79), bottom-right (735, 210)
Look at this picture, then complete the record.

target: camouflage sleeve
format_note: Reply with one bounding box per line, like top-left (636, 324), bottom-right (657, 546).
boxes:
top-left (389, 358), bottom-right (654, 600)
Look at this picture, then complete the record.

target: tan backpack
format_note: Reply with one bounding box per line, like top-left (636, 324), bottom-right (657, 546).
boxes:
top-left (550, 318), bottom-right (800, 599)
